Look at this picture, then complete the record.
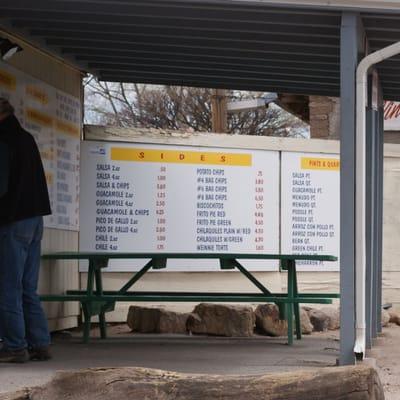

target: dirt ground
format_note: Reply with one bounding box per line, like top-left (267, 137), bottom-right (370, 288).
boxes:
top-left (1, 323), bottom-right (399, 398)
top-left (370, 324), bottom-right (400, 400)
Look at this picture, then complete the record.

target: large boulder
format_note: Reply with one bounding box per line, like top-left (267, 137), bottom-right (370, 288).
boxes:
top-left (127, 306), bottom-right (189, 334)
top-left (0, 366), bottom-right (384, 400)
top-left (187, 303), bottom-right (255, 337)
top-left (308, 308), bottom-right (330, 332)
top-left (255, 305), bottom-right (313, 336)
top-left (320, 307), bottom-right (340, 330)
top-left (381, 310), bottom-right (391, 328)
top-left (255, 304), bottom-right (287, 337)
top-left (389, 309), bottom-right (400, 326)
top-left (299, 307), bottom-right (314, 335)
top-left (0, 392), bottom-right (29, 400)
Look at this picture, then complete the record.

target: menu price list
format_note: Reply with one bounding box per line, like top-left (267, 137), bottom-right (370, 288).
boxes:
top-left (93, 163), bottom-right (142, 251)
top-left (155, 166), bottom-right (167, 251)
top-left (254, 170), bottom-right (266, 251)
top-left (281, 152), bottom-right (340, 271)
top-left (195, 167), bottom-right (253, 252)
top-left (80, 142), bottom-right (280, 271)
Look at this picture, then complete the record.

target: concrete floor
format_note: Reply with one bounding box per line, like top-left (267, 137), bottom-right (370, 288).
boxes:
top-left (0, 326), bottom-right (340, 394)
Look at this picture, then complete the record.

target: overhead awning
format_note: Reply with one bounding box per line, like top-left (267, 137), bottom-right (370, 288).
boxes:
top-left (2, 1), bottom-right (400, 99)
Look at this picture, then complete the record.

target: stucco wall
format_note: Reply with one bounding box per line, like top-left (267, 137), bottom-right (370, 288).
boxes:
top-left (1, 30), bottom-right (83, 330)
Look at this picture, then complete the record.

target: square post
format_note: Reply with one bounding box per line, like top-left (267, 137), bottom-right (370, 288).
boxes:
top-left (372, 73), bottom-right (382, 340)
top-left (339, 12), bottom-right (365, 365)
top-left (371, 106), bottom-right (379, 340)
top-left (376, 87), bottom-right (384, 334)
top-left (365, 103), bottom-right (375, 349)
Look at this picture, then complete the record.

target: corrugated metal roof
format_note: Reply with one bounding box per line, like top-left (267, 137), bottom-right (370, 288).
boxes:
top-left (2, 1), bottom-right (400, 99)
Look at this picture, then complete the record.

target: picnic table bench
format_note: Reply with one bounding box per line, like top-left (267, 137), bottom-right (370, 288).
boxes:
top-left (40, 252), bottom-right (339, 344)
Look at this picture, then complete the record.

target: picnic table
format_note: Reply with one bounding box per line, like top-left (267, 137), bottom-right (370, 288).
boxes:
top-left (40, 252), bottom-right (339, 344)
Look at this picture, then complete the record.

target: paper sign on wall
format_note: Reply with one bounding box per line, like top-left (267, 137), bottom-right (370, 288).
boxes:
top-left (0, 61), bottom-right (80, 231)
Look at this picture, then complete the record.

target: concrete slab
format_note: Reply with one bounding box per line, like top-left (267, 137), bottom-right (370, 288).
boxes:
top-left (0, 326), bottom-right (339, 394)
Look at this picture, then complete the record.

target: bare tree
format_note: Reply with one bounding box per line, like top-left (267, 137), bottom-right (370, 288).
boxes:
top-left (84, 77), bottom-right (308, 137)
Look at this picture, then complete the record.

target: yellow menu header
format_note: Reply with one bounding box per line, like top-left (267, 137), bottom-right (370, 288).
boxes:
top-left (0, 69), bottom-right (16, 91)
top-left (26, 108), bottom-right (53, 127)
top-left (301, 157), bottom-right (340, 171)
top-left (26, 85), bottom-right (49, 105)
top-left (111, 147), bottom-right (252, 166)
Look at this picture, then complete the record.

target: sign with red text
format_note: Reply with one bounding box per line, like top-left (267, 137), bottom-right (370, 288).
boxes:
top-left (79, 141), bottom-right (280, 271)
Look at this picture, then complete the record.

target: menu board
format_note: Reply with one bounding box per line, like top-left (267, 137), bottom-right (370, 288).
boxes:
top-left (0, 61), bottom-right (80, 230)
top-left (80, 141), bottom-right (280, 271)
top-left (281, 152), bottom-right (340, 271)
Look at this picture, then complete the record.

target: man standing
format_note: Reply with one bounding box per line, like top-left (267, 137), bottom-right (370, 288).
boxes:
top-left (0, 98), bottom-right (52, 363)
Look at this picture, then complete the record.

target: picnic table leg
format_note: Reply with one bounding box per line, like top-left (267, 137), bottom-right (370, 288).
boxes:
top-left (82, 302), bottom-right (91, 344)
top-left (95, 269), bottom-right (107, 339)
top-left (82, 261), bottom-right (96, 343)
top-left (287, 260), bottom-right (295, 346)
top-left (231, 260), bottom-right (272, 295)
top-left (293, 264), bottom-right (302, 340)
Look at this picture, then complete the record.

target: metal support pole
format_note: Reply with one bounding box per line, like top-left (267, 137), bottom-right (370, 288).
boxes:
top-left (377, 91), bottom-right (384, 334)
top-left (371, 106), bottom-right (379, 340)
top-left (365, 103), bottom-right (375, 349)
top-left (339, 12), bottom-right (365, 365)
top-left (371, 75), bottom-right (381, 340)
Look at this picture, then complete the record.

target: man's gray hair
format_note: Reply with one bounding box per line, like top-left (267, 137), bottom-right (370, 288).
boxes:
top-left (0, 98), bottom-right (14, 116)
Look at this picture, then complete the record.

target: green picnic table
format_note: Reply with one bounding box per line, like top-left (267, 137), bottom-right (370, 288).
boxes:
top-left (40, 252), bottom-right (339, 344)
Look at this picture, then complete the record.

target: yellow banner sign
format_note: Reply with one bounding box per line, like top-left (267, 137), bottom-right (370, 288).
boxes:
top-left (111, 148), bottom-right (252, 166)
top-left (45, 171), bottom-right (53, 185)
top-left (301, 157), bottom-right (340, 171)
top-left (26, 108), bottom-right (53, 127)
top-left (0, 69), bottom-right (16, 91)
top-left (26, 85), bottom-right (49, 105)
top-left (55, 119), bottom-right (80, 138)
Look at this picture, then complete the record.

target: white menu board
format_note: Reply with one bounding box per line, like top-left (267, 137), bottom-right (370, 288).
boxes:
top-left (0, 62), bottom-right (80, 231)
top-left (281, 152), bottom-right (340, 271)
top-left (80, 141), bottom-right (280, 271)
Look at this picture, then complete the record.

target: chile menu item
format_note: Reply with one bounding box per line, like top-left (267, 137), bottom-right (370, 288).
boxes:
top-left (79, 141), bottom-right (280, 272)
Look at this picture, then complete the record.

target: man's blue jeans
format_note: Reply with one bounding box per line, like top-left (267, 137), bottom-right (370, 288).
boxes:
top-left (0, 216), bottom-right (50, 350)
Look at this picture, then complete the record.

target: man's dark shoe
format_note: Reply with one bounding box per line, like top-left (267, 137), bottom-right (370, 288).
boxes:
top-left (29, 346), bottom-right (52, 361)
top-left (0, 347), bottom-right (29, 363)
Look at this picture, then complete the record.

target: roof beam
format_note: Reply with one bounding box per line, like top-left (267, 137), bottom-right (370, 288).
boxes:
top-left (96, 69), bottom-right (339, 87)
top-left (83, 55), bottom-right (339, 72)
top-left (48, 38), bottom-right (340, 58)
top-left (93, 64), bottom-right (340, 82)
top-left (13, 18), bottom-right (340, 38)
top-left (88, 60), bottom-right (339, 75)
top-left (99, 74), bottom-right (339, 96)
top-left (0, 20), bottom-right (91, 74)
top-left (1, 2), bottom-right (340, 26)
top-left (35, 30), bottom-right (340, 50)
top-left (28, 27), bottom-right (339, 46)
top-left (68, 45), bottom-right (339, 66)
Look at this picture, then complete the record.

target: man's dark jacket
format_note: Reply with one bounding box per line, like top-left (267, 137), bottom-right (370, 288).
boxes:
top-left (0, 114), bottom-right (51, 225)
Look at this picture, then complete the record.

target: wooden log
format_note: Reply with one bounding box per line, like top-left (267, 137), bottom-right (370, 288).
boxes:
top-left (0, 365), bottom-right (384, 400)
top-left (0, 390), bottom-right (29, 400)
